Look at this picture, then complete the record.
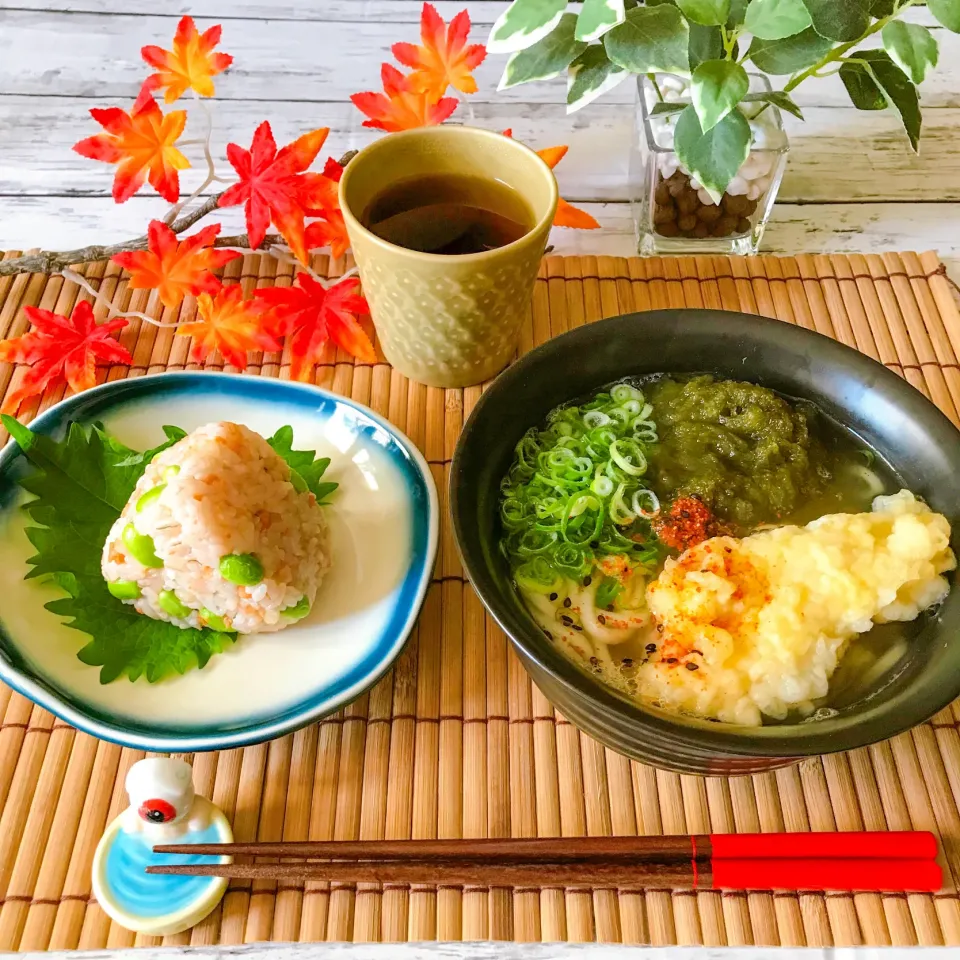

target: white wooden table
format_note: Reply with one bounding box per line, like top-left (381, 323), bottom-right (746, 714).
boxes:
top-left (0, 2), bottom-right (958, 277)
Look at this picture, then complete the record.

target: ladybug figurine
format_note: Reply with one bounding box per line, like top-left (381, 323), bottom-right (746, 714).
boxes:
top-left (92, 758), bottom-right (233, 935)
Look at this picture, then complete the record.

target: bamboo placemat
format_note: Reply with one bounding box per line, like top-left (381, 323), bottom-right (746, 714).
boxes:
top-left (0, 251), bottom-right (958, 951)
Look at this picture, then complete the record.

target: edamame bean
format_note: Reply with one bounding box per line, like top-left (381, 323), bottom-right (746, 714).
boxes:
top-left (163, 465), bottom-right (181, 480)
top-left (219, 553), bottom-right (264, 586)
top-left (200, 608), bottom-right (232, 632)
top-left (136, 483), bottom-right (167, 512)
top-left (122, 523), bottom-right (163, 567)
top-left (158, 590), bottom-right (191, 619)
top-left (108, 580), bottom-right (141, 600)
top-left (282, 596), bottom-right (310, 619)
top-left (290, 470), bottom-right (307, 493)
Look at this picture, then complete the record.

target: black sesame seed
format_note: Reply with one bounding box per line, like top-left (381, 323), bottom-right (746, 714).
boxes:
top-left (543, 629), bottom-right (553, 640)
top-left (563, 597), bottom-right (572, 609)
top-left (597, 614), bottom-right (606, 625)
top-left (645, 643), bottom-right (657, 653)
top-left (572, 624), bottom-right (583, 632)
top-left (589, 657), bottom-right (599, 665)
top-left (561, 615), bottom-right (573, 625)
top-left (656, 624), bottom-right (664, 633)
top-left (583, 575), bottom-right (592, 587)
top-left (685, 662), bottom-right (699, 671)
top-left (666, 657), bottom-right (678, 664)
top-left (548, 592), bottom-right (558, 602)
top-left (622, 658), bottom-right (633, 666)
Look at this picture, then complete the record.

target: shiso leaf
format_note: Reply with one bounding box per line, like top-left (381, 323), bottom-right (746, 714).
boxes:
top-left (267, 425), bottom-right (339, 504)
top-left (0, 415), bottom-right (234, 684)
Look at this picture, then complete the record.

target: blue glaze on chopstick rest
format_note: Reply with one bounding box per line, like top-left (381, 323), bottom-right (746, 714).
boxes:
top-left (92, 757), bottom-right (233, 935)
top-left (104, 823), bottom-right (225, 918)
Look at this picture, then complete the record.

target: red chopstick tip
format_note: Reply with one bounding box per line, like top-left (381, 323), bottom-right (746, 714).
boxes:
top-left (712, 858), bottom-right (942, 893)
top-left (709, 831), bottom-right (939, 861)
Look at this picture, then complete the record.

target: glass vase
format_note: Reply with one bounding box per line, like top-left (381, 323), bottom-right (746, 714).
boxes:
top-left (632, 73), bottom-right (789, 256)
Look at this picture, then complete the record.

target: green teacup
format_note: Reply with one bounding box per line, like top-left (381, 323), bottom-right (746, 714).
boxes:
top-left (339, 125), bottom-right (559, 389)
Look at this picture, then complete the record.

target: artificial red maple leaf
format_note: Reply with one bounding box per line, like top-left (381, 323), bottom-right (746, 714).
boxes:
top-left (298, 168), bottom-right (350, 259)
top-left (111, 220), bottom-right (242, 309)
top-left (176, 284), bottom-right (279, 369)
top-left (351, 64), bottom-right (458, 132)
top-left (141, 15), bottom-right (233, 103)
top-left (500, 130), bottom-right (600, 230)
top-left (257, 274), bottom-right (374, 380)
top-left (322, 157), bottom-right (344, 182)
top-left (73, 93), bottom-right (189, 203)
top-left (0, 301), bottom-right (131, 414)
top-left (392, 3), bottom-right (486, 101)
top-left (218, 122), bottom-right (329, 265)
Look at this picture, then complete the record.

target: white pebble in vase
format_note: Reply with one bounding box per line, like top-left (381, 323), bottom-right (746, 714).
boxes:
top-left (697, 188), bottom-right (717, 206)
top-left (726, 176), bottom-right (749, 197)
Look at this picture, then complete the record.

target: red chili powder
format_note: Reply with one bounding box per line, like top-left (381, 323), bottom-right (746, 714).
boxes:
top-left (654, 496), bottom-right (716, 552)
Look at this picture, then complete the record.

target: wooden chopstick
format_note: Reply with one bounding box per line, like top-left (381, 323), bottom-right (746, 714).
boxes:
top-left (153, 836), bottom-right (708, 862)
top-left (153, 831), bottom-right (938, 863)
top-left (145, 857), bottom-right (943, 892)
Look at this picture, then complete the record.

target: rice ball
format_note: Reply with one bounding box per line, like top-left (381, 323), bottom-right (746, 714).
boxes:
top-left (101, 422), bottom-right (331, 635)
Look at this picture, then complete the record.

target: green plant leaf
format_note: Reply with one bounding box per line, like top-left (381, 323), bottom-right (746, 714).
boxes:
top-left (688, 23), bottom-right (724, 70)
top-left (576, 0), bottom-right (626, 43)
top-left (747, 27), bottom-right (834, 74)
top-left (488, 0), bottom-right (567, 54)
top-left (869, 0), bottom-right (896, 16)
top-left (744, 0), bottom-right (812, 40)
top-left (860, 49), bottom-right (922, 151)
top-left (740, 90), bottom-right (804, 119)
top-left (691, 59), bottom-right (748, 132)
top-left (726, 0), bottom-right (749, 27)
top-left (267, 425), bottom-right (338, 504)
top-left (499, 12), bottom-right (587, 88)
top-left (676, 0), bottom-right (729, 27)
top-left (605, 5), bottom-right (690, 74)
top-left (800, 0), bottom-right (870, 42)
top-left (673, 103), bottom-right (750, 201)
top-left (0, 415), bottom-right (233, 684)
top-left (839, 58), bottom-right (888, 110)
top-left (650, 101), bottom-right (687, 115)
top-left (567, 45), bottom-right (628, 112)
top-left (928, 0), bottom-right (960, 32)
top-left (881, 21), bottom-right (938, 85)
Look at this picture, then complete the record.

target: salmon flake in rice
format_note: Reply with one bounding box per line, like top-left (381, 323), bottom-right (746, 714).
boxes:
top-left (101, 421), bottom-right (331, 635)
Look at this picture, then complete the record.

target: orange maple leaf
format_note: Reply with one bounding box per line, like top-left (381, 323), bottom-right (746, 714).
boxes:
top-left (73, 93), bottom-right (189, 203)
top-left (141, 16), bottom-right (233, 103)
top-left (392, 3), bottom-right (486, 101)
top-left (176, 284), bottom-right (280, 369)
top-left (218, 122), bottom-right (329, 266)
top-left (0, 301), bottom-right (132, 414)
top-left (257, 274), bottom-right (374, 380)
top-left (298, 167), bottom-right (350, 259)
top-left (351, 64), bottom-right (458, 132)
top-left (500, 130), bottom-right (599, 230)
top-left (112, 220), bottom-right (242, 309)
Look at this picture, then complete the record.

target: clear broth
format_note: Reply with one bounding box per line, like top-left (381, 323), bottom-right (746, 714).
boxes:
top-left (361, 173), bottom-right (535, 255)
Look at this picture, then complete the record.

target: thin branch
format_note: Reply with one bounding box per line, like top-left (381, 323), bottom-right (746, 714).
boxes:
top-left (164, 93), bottom-right (222, 225)
top-left (61, 267), bottom-right (168, 327)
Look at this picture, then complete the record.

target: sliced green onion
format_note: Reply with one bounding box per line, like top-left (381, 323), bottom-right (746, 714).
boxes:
top-left (582, 410), bottom-right (611, 428)
top-left (610, 439), bottom-right (648, 476)
top-left (611, 383), bottom-right (642, 404)
top-left (621, 399), bottom-right (642, 415)
top-left (632, 489), bottom-right (661, 519)
top-left (609, 483), bottom-right (635, 525)
top-left (591, 475), bottom-right (614, 497)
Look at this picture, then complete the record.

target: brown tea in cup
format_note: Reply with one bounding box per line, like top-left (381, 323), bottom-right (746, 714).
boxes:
top-left (361, 172), bottom-right (535, 255)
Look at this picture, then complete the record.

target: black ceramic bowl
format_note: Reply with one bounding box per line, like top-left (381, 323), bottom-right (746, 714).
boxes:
top-left (451, 310), bottom-right (960, 776)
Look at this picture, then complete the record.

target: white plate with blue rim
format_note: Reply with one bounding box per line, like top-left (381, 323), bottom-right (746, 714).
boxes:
top-left (0, 372), bottom-right (438, 752)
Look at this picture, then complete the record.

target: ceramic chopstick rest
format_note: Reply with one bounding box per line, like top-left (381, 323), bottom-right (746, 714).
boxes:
top-left (92, 758), bottom-right (233, 934)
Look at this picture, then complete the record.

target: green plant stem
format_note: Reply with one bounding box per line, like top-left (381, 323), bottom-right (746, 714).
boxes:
top-left (647, 73), bottom-right (665, 101)
top-left (781, 0), bottom-right (921, 95)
